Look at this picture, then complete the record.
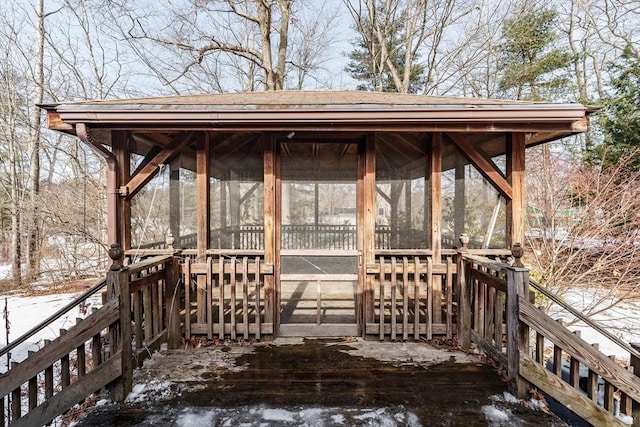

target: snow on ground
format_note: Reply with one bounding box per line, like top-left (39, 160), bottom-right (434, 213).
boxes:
top-left (549, 288), bottom-right (640, 360)
top-left (0, 290), bottom-right (103, 373)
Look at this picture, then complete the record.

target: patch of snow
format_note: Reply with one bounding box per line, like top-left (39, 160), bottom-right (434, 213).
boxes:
top-left (617, 412), bottom-right (634, 425)
top-left (0, 292), bottom-right (103, 373)
top-left (176, 410), bottom-right (216, 427)
top-left (125, 380), bottom-right (173, 403)
top-left (262, 408), bottom-right (296, 422)
top-left (336, 338), bottom-right (478, 366)
top-left (331, 413), bottom-right (346, 424)
top-left (481, 405), bottom-right (511, 426)
top-left (490, 392), bottom-right (519, 405)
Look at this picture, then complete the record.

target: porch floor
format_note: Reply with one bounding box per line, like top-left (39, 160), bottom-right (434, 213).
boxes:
top-left (74, 339), bottom-right (569, 426)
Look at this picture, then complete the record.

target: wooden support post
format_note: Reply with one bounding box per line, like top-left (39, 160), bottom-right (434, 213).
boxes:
top-left (505, 246), bottom-right (530, 398)
top-left (630, 343), bottom-right (640, 418)
top-left (454, 154), bottom-right (466, 245)
top-left (430, 133), bottom-right (443, 324)
top-left (105, 243), bottom-right (133, 402)
top-left (507, 133), bottom-right (525, 248)
top-left (196, 134), bottom-right (210, 324)
top-left (361, 135), bottom-right (376, 327)
top-left (457, 234), bottom-right (471, 349)
top-left (112, 131), bottom-right (131, 251)
top-left (263, 135), bottom-right (277, 327)
top-left (169, 160), bottom-right (181, 245)
top-left (166, 256), bottom-right (182, 349)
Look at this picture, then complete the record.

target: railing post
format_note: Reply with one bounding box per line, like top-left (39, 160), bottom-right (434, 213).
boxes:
top-left (630, 343), bottom-right (640, 420)
top-left (105, 243), bottom-right (133, 402)
top-left (166, 255), bottom-right (182, 349)
top-left (505, 243), bottom-right (530, 398)
top-left (457, 234), bottom-right (471, 350)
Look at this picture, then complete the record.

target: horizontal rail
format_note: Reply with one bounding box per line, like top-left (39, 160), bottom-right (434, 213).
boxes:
top-left (0, 277), bottom-right (107, 359)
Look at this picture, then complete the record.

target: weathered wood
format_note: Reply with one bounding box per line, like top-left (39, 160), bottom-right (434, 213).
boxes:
top-left (230, 258), bottom-right (237, 340)
top-left (263, 135), bottom-right (276, 325)
top-left (457, 251), bottom-right (471, 349)
top-left (446, 258), bottom-right (454, 339)
top-left (206, 257), bottom-right (213, 340)
top-left (414, 256), bottom-right (420, 341)
top-left (506, 132), bottom-right (526, 247)
top-left (218, 256), bottom-right (225, 340)
top-left (391, 257), bottom-right (397, 340)
top-left (363, 135), bottom-right (376, 328)
top-left (113, 131), bottom-right (132, 249)
top-left (470, 269), bottom-right (507, 293)
top-left (471, 329), bottom-right (507, 369)
top-left (519, 299), bottom-right (640, 399)
top-left (255, 257), bottom-right (262, 340)
top-left (426, 258), bottom-right (433, 340)
top-left (366, 323), bottom-right (454, 336)
top-left (520, 355), bottom-right (627, 427)
top-left (166, 257), bottom-right (181, 349)
top-left (184, 259), bottom-right (192, 339)
top-left (447, 133), bottom-right (513, 200)
top-left (366, 262), bottom-right (455, 275)
top-left (0, 299), bottom-right (119, 398)
top-left (124, 132), bottom-right (194, 200)
top-left (505, 265), bottom-right (528, 397)
top-left (243, 257), bottom-right (250, 340)
top-left (11, 355), bottom-right (122, 427)
top-left (379, 257), bottom-right (385, 341)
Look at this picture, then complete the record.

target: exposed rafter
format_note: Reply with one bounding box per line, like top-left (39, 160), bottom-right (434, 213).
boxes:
top-left (445, 133), bottom-right (513, 200)
top-left (124, 132), bottom-right (195, 200)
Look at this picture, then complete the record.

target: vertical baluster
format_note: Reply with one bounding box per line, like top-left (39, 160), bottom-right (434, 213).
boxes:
top-left (446, 257), bottom-right (453, 339)
top-left (184, 259), bottom-right (192, 339)
top-left (219, 257), bottom-right (225, 339)
top-left (11, 368), bottom-right (20, 422)
top-left (255, 257), bottom-right (261, 340)
top-left (133, 290), bottom-right (143, 352)
top-left (243, 257), bottom-right (249, 340)
top-left (206, 257), bottom-right (213, 340)
top-left (27, 351), bottom-right (37, 410)
top-left (535, 332), bottom-right (544, 364)
top-left (391, 257), bottom-right (397, 340)
top-left (414, 256), bottom-right (420, 341)
top-left (230, 257), bottom-right (237, 340)
top-left (427, 258), bottom-right (433, 340)
top-left (402, 257), bottom-right (409, 341)
top-left (379, 256), bottom-right (385, 341)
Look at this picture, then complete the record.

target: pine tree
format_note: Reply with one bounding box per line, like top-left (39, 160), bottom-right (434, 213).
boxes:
top-left (591, 46), bottom-right (640, 170)
top-left (498, 5), bottom-right (572, 101)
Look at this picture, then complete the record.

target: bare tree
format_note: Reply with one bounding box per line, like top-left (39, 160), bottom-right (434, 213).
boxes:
top-left (344, 0), bottom-right (476, 94)
top-left (100, 0), bottom-right (339, 92)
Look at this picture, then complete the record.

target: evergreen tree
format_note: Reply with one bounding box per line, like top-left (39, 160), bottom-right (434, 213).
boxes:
top-left (345, 14), bottom-right (424, 94)
top-left (590, 46), bottom-right (640, 170)
top-left (498, 5), bottom-right (572, 101)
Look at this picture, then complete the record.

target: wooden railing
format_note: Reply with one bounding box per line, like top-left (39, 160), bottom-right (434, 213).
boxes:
top-left (459, 250), bottom-right (640, 427)
top-left (182, 255), bottom-right (274, 340)
top-left (0, 249), bottom-right (180, 426)
top-left (365, 252), bottom-right (457, 340)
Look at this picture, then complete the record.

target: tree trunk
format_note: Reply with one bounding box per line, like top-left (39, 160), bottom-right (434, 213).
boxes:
top-left (26, 0), bottom-right (45, 282)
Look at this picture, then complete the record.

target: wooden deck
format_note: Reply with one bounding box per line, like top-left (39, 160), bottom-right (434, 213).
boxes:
top-left (72, 339), bottom-right (570, 426)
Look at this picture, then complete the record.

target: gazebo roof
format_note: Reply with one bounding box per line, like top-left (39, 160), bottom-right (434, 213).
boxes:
top-left (41, 90), bottom-right (591, 145)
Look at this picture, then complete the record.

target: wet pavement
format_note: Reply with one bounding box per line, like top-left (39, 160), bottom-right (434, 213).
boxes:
top-left (74, 339), bottom-right (569, 426)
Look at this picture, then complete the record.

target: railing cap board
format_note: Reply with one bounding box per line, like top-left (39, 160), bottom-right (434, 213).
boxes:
top-left (125, 255), bottom-right (174, 275)
top-left (0, 299), bottom-right (119, 398)
top-left (519, 297), bottom-right (640, 399)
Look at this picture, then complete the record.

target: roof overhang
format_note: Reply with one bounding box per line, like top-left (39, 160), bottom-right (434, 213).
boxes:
top-left (39, 90), bottom-right (592, 144)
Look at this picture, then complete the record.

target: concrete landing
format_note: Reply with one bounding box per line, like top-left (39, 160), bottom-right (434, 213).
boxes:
top-left (74, 339), bottom-right (569, 426)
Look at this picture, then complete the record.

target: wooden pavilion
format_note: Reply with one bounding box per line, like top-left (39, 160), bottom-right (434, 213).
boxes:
top-left (41, 91), bottom-right (591, 339)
